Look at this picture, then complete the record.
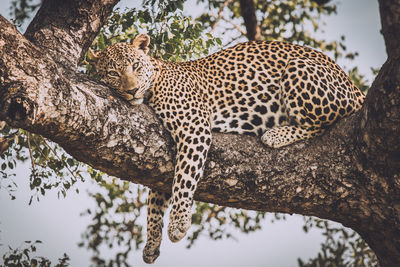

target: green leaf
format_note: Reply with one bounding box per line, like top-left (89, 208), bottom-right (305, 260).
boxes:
top-left (64, 182), bottom-right (71, 189)
top-left (66, 158), bottom-right (75, 166)
top-left (33, 178), bottom-right (41, 186)
top-left (98, 33), bottom-right (106, 50)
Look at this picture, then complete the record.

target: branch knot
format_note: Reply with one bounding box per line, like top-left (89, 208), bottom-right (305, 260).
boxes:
top-left (7, 95), bottom-right (34, 123)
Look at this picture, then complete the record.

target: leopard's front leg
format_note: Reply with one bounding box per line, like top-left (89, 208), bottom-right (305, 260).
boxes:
top-left (167, 128), bottom-right (212, 243)
top-left (143, 189), bottom-right (171, 264)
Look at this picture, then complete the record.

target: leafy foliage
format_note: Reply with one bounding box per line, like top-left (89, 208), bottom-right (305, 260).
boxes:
top-left (8, 0), bottom-right (41, 28)
top-left (87, 0), bottom-right (221, 63)
top-left (78, 174), bottom-right (147, 266)
top-left (1, 240), bottom-right (70, 267)
top-left (347, 67), bottom-right (375, 93)
top-left (0, 126), bottom-right (84, 204)
top-left (189, 205), bottom-right (265, 248)
top-left (0, 124), bottom-right (19, 200)
top-left (298, 217), bottom-right (378, 266)
top-left (197, 0), bottom-right (357, 60)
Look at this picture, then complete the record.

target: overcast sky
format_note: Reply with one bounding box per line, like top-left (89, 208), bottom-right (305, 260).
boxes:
top-left (0, 0), bottom-right (387, 266)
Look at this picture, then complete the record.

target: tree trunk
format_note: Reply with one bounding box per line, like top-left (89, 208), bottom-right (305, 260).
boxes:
top-left (238, 0), bottom-right (261, 40)
top-left (0, 0), bottom-right (399, 265)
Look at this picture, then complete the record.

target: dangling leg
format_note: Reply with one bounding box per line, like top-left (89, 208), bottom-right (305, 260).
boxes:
top-left (261, 125), bottom-right (323, 148)
top-left (142, 189), bottom-right (171, 264)
top-left (167, 130), bottom-right (212, 243)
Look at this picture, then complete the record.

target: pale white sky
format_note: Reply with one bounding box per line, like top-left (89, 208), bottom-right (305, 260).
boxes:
top-left (0, 0), bottom-right (386, 266)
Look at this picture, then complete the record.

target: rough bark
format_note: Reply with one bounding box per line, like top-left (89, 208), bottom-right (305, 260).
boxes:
top-left (0, 0), bottom-right (399, 265)
top-left (378, 0), bottom-right (400, 59)
top-left (24, 0), bottom-right (119, 67)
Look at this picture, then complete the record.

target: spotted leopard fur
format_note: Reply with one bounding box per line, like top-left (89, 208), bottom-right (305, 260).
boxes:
top-left (88, 34), bottom-right (364, 263)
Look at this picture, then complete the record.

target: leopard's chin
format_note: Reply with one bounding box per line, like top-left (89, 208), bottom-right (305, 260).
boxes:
top-left (129, 98), bottom-right (144, 105)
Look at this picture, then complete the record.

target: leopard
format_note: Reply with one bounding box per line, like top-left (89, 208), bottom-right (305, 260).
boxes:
top-left (88, 33), bottom-right (365, 263)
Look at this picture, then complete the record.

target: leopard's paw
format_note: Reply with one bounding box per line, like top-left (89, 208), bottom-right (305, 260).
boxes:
top-left (167, 215), bottom-right (191, 243)
top-left (143, 239), bottom-right (161, 264)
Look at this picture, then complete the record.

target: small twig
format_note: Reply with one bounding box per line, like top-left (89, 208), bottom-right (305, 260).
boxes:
top-left (223, 35), bottom-right (244, 47)
top-left (41, 138), bottom-right (83, 180)
top-left (221, 17), bottom-right (247, 36)
top-left (205, 205), bottom-right (226, 222)
top-left (30, 134), bottom-right (83, 181)
top-left (27, 133), bottom-right (37, 173)
top-left (158, 19), bottom-right (166, 36)
top-left (209, 0), bottom-right (234, 34)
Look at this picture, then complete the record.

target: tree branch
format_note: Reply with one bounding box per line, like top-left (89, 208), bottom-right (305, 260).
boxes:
top-left (209, 0), bottom-right (233, 34)
top-left (24, 0), bottom-right (120, 67)
top-left (0, 15), bottom-right (363, 218)
top-left (378, 0), bottom-right (400, 59)
top-left (355, 0), bottom-right (400, 178)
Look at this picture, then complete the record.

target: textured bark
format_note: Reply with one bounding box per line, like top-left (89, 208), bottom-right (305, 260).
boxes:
top-left (24, 0), bottom-right (119, 67)
top-left (238, 0), bottom-right (260, 40)
top-left (378, 0), bottom-right (400, 59)
top-left (0, 0), bottom-right (399, 265)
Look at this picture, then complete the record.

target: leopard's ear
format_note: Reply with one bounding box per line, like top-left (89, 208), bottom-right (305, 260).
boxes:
top-left (87, 48), bottom-right (101, 65)
top-left (131, 34), bottom-right (150, 54)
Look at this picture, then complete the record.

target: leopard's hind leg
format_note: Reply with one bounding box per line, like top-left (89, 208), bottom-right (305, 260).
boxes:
top-left (261, 58), bottom-right (339, 148)
top-left (261, 125), bottom-right (323, 148)
top-left (142, 189), bottom-right (171, 264)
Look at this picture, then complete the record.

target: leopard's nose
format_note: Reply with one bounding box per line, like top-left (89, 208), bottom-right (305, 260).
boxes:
top-left (126, 87), bottom-right (139, 95)
top-left (120, 71), bottom-right (136, 91)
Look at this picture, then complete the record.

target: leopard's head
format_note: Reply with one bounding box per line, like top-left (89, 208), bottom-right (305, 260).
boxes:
top-left (88, 34), bottom-right (153, 104)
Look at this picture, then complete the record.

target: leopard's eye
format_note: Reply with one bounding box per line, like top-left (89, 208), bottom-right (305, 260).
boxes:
top-left (107, 70), bottom-right (119, 77)
top-left (132, 62), bottom-right (140, 70)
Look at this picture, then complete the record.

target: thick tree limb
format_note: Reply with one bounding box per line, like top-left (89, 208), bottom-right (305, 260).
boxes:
top-left (0, 0), bottom-right (399, 265)
top-left (378, 0), bottom-right (400, 59)
top-left (24, 0), bottom-right (119, 66)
